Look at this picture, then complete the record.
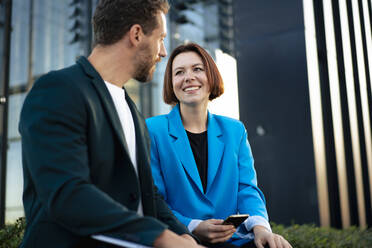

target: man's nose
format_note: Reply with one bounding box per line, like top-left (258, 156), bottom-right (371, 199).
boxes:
top-left (159, 42), bottom-right (167, 58)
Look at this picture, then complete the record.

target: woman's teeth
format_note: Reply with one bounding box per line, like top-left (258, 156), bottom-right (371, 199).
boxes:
top-left (184, 86), bottom-right (199, 92)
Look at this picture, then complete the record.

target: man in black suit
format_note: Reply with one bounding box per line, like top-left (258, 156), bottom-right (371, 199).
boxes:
top-left (19, 0), bottom-right (204, 247)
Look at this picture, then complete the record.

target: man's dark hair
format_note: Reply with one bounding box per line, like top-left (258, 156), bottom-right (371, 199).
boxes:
top-left (92, 0), bottom-right (169, 46)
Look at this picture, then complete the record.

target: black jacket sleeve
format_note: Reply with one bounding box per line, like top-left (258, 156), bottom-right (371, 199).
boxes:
top-left (19, 72), bottom-right (167, 246)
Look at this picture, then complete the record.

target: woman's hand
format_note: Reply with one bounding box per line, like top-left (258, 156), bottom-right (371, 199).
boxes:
top-left (192, 219), bottom-right (236, 243)
top-left (253, 225), bottom-right (292, 248)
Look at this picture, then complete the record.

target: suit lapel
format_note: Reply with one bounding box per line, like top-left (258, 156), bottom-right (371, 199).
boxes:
top-left (168, 105), bottom-right (204, 194)
top-left (77, 57), bottom-right (155, 215)
top-left (77, 57), bottom-right (131, 159)
top-left (206, 112), bottom-right (224, 194)
top-left (125, 92), bottom-right (150, 172)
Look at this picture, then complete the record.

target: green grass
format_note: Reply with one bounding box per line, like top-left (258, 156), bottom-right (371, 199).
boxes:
top-left (1, 218), bottom-right (371, 248)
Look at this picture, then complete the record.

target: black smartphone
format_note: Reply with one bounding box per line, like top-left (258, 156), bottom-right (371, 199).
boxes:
top-left (222, 214), bottom-right (249, 228)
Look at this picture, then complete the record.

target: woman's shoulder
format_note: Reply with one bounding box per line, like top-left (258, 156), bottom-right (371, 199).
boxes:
top-left (211, 114), bottom-right (246, 130)
top-left (146, 114), bottom-right (168, 131)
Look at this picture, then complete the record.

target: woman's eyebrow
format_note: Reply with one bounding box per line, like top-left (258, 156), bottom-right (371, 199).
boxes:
top-left (174, 63), bottom-right (204, 70)
top-left (173, 66), bottom-right (184, 71)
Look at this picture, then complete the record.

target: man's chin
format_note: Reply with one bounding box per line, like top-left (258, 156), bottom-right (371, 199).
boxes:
top-left (135, 74), bottom-right (153, 83)
top-left (137, 71), bottom-right (155, 83)
top-left (134, 63), bottom-right (156, 82)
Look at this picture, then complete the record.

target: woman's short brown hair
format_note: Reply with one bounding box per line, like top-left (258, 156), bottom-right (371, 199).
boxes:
top-left (163, 43), bottom-right (224, 105)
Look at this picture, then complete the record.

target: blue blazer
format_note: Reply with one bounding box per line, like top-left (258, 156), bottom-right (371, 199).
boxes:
top-left (146, 105), bottom-right (268, 228)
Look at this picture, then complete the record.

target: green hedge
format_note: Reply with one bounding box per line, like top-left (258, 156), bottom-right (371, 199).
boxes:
top-left (1, 218), bottom-right (371, 248)
top-left (272, 223), bottom-right (372, 248)
top-left (0, 217), bottom-right (25, 248)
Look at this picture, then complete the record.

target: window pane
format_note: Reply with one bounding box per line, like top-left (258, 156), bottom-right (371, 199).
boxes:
top-left (5, 140), bottom-right (24, 223)
top-left (5, 93), bottom-right (26, 223)
top-left (8, 93), bottom-right (26, 140)
top-left (33, 0), bottom-right (80, 77)
top-left (9, 0), bottom-right (30, 87)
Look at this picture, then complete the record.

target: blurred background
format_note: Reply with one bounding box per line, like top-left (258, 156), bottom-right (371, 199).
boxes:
top-left (0, 0), bottom-right (371, 230)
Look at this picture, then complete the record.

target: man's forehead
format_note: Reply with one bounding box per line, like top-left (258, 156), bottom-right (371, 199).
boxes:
top-left (159, 12), bottom-right (167, 34)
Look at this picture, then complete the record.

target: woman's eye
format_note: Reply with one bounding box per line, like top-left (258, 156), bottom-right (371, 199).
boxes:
top-left (194, 67), bottom-right (203, 72)
top-left (175, 71), bottom-right (183, 75)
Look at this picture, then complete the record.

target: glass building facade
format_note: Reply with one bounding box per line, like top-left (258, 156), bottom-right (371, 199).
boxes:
top-left (0, 0), bottom-right (234, 225)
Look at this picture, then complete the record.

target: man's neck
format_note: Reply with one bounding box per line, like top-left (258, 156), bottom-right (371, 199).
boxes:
top-left (88, 43), bottom-right (133, 88)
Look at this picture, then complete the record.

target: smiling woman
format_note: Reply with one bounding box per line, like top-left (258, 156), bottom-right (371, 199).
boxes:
top-left (163, 43), bottom-right (224, 107)
top-left (171, 52), bottom-right (210, 107)
top-left (146, 43), bottom-right (292, 248)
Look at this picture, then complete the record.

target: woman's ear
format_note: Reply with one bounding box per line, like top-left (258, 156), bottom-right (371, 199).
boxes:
top-left (128, 24), bottom-right (143, 47)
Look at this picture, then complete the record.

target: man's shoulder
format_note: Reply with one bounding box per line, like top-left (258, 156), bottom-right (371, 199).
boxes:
top-left (34, 62), bottom-right (86, 88)
top-left (22, 62), bottom-right (90, 115)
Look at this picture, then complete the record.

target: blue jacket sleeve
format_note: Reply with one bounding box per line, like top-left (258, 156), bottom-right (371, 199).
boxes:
top-left (237, 126), bottom-right (269, 221)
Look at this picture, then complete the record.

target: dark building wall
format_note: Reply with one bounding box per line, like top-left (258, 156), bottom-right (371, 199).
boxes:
top-left (234, 0), bottom-right (319, 225)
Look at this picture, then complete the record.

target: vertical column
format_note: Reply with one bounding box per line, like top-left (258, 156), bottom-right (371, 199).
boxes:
top-left (351, 0), bottom-right (370, 228)
top-left (303, 0), bottom-right (330, 227)
top-left (26, 0), bottom-right (34, 90)
top-left (339, 0), bottom-right (366, 229)
top-left (361, 0), bottom-right (372, 209)
top-left (322, 0), bottom-right (351, 228)
top-left (0, 0), bottom-right (12, 228)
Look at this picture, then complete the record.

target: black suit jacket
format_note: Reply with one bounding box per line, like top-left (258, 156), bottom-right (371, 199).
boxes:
top-left (19, 57), bottom-right (189, 247)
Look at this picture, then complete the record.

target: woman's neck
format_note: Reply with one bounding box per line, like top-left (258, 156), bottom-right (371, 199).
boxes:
top-left (180, 102), bottom-right (208, 133)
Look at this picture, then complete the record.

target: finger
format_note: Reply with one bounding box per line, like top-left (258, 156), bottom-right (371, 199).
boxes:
top-left (219, 228), bottom-right (236, 238)
top-left (283, 238), bottom-right (292, 248)
top-left (270, 235), bottom-right (281, 248)
top-left (275, 237), bottom-right (284, 248)
top-left (215, 227), bottom-right (235, 236)
top-left (279, 235), bottom-right (290, 248)
top-left (254, 239), bottom-right (265, 248)
top-left (210, 232), bottom-right (234, 244)
top-left (210, 237), bottom-right (229, 243)
top-left (225, 230), bottom-right (235, 240)
top-left (208, 224), bottom-right (235, 232)
top-left (207, 228), bottom-right (235, 240)
top-left (208, 219), bottom-right (224, 224)
top-left (267, 237), bottom-right (277, 248)
top-left (208, 231), bottom-right (234, 239)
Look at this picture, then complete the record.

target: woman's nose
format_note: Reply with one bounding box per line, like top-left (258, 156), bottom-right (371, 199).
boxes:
top-left (184, 70), bottom-right (195, 82)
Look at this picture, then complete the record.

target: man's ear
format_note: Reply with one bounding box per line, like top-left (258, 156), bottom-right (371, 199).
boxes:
top-left (128, 24), bottom-right (143, 47)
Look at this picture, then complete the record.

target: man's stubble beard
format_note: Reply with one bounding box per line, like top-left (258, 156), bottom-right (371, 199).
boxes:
top-left (133, 45), bottom-right (158, 83)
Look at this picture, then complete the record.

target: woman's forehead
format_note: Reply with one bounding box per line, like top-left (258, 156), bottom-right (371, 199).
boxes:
top-left (172, 52), bottom-right (203, 68)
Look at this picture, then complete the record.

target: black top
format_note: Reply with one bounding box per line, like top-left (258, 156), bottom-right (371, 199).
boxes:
top-left (186, 130), bottom-right (208, 193)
